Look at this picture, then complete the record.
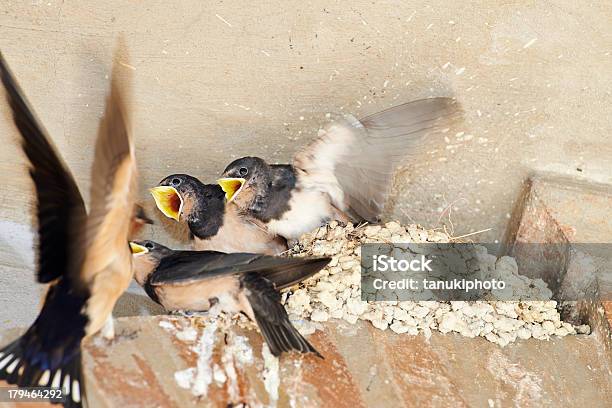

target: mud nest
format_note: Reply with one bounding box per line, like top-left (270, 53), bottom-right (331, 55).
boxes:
top-left (283, 221), bottom-right (590, 346)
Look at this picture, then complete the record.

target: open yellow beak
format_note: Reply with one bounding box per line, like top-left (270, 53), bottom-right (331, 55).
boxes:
top-left (217, 178), bottom-right (245, 202)
top-left (129, 242), bottom-right (149, 256)
top-left (150, 186), bottom-right (183, 221)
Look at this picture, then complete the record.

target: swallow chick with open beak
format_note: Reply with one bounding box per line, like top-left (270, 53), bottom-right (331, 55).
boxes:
top-left (218, 98), bottom-right (462, 240)
top-left (129, 240), bottom-right (329, 357)
top-left (0, 48), bottom-right (140, 407)
top-left (150, 174), bottom-right (287, 254)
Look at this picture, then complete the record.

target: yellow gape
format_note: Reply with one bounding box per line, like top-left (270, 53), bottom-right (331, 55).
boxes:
top-left (217, 178), bottom-right (245, 202)
top-left (150, 186), bottom-right (183, 221)
top-left (129, 242), bottom-right (148, 255)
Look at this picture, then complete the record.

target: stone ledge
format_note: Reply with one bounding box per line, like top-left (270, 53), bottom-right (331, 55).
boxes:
top-left (5, 315), bottom-right (609, 407)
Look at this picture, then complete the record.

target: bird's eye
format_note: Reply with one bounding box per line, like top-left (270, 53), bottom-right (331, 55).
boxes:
top-left (239, 167), bottom-right (248, 176)
top-left (145, 242), bottom-right (154, 249)
top-left (171, 178), bottom-right (181, 186)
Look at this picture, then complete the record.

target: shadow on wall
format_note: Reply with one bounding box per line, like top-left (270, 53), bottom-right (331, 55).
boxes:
top-left (113, 292), bottom-right (166, 318)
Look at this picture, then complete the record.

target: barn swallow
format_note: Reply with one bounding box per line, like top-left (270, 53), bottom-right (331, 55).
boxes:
top-left (0, 48), bottom-right (139, 407)
top-left (149, 175), bottom-right (287, 254)
top-left (218, 98), bottom-right (461, 240)
top-left (129, 240), bottom-right (329, 357)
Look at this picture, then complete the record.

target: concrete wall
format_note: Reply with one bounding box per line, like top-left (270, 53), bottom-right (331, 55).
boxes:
top-left (1, 1), bottom-right (611, 328)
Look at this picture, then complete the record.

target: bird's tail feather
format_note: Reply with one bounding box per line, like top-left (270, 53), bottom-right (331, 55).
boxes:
top-left (0, 337), bottom-right (84, 408)
top-left (253, 309), bottom-right (322, 358)
top-left (242, 272), bottom-right (323, 358)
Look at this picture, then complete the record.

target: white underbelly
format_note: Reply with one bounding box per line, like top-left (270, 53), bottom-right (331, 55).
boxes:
top-left (267, 189), bottom-right (332, 239)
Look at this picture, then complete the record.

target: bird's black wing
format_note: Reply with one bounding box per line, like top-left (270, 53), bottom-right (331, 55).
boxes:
top-left (0, 279), bottom-right (88, 408)
top-left (258, 256), bottom-right (330, 290)
top-left (149, 251), bottom-right (260, 285)
top-left (241, 272), bottom-right (321, 357)
top-left (0, 53), bottom-right (86, 283)
top-left (150, 250), bottom-right (329, 289)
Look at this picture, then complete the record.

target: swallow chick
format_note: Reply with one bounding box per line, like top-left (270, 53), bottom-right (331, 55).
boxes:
top-left (0, 48), bottom-right (139, 407)
top-left (150, 174), bottom-right (287, 254)
top-left (218, 98), bottom-right (462, 240)
top-left (129, 240), bottom-right (329, 357)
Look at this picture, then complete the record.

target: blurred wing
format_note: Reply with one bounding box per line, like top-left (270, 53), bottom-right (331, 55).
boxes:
top-left (294, 97), bottom-right (462, 222)
top-left (81, 56), bottom-right (136, 279)
top-left (0, 53), bottom-right (86, 283)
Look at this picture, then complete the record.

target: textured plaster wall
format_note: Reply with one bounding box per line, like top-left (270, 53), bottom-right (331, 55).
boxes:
top-left (0, 1), bottom-right (611, 328)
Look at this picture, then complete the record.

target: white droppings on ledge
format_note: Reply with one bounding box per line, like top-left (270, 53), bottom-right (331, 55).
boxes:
top-left (230, 335), bottom-right (254, 366)
top-left (175, 326), bottom-right (198, 342)
top-left (173, 320), bottom-right (218, 396)
top-left (262, 344), bottom-right (280, 407)
top-left (158, 320), bottom-right (176, 332)
top-left (174, 368), bottom-right (195, 390)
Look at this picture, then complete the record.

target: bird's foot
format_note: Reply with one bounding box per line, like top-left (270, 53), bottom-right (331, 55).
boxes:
top-left (115, 329), bottom-right (140, 342)
top-left (172, 309), bottom-right (206, 318)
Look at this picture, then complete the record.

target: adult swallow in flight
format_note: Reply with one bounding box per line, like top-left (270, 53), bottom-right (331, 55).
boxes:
top-left (0, 47), bottom-right (139, 407)
top-left (129, 240), bottom-right (329, 357)
top-left (218, 98), bottom-right (461, 240)
top-left (150, 175), bottom-right (287, 254)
